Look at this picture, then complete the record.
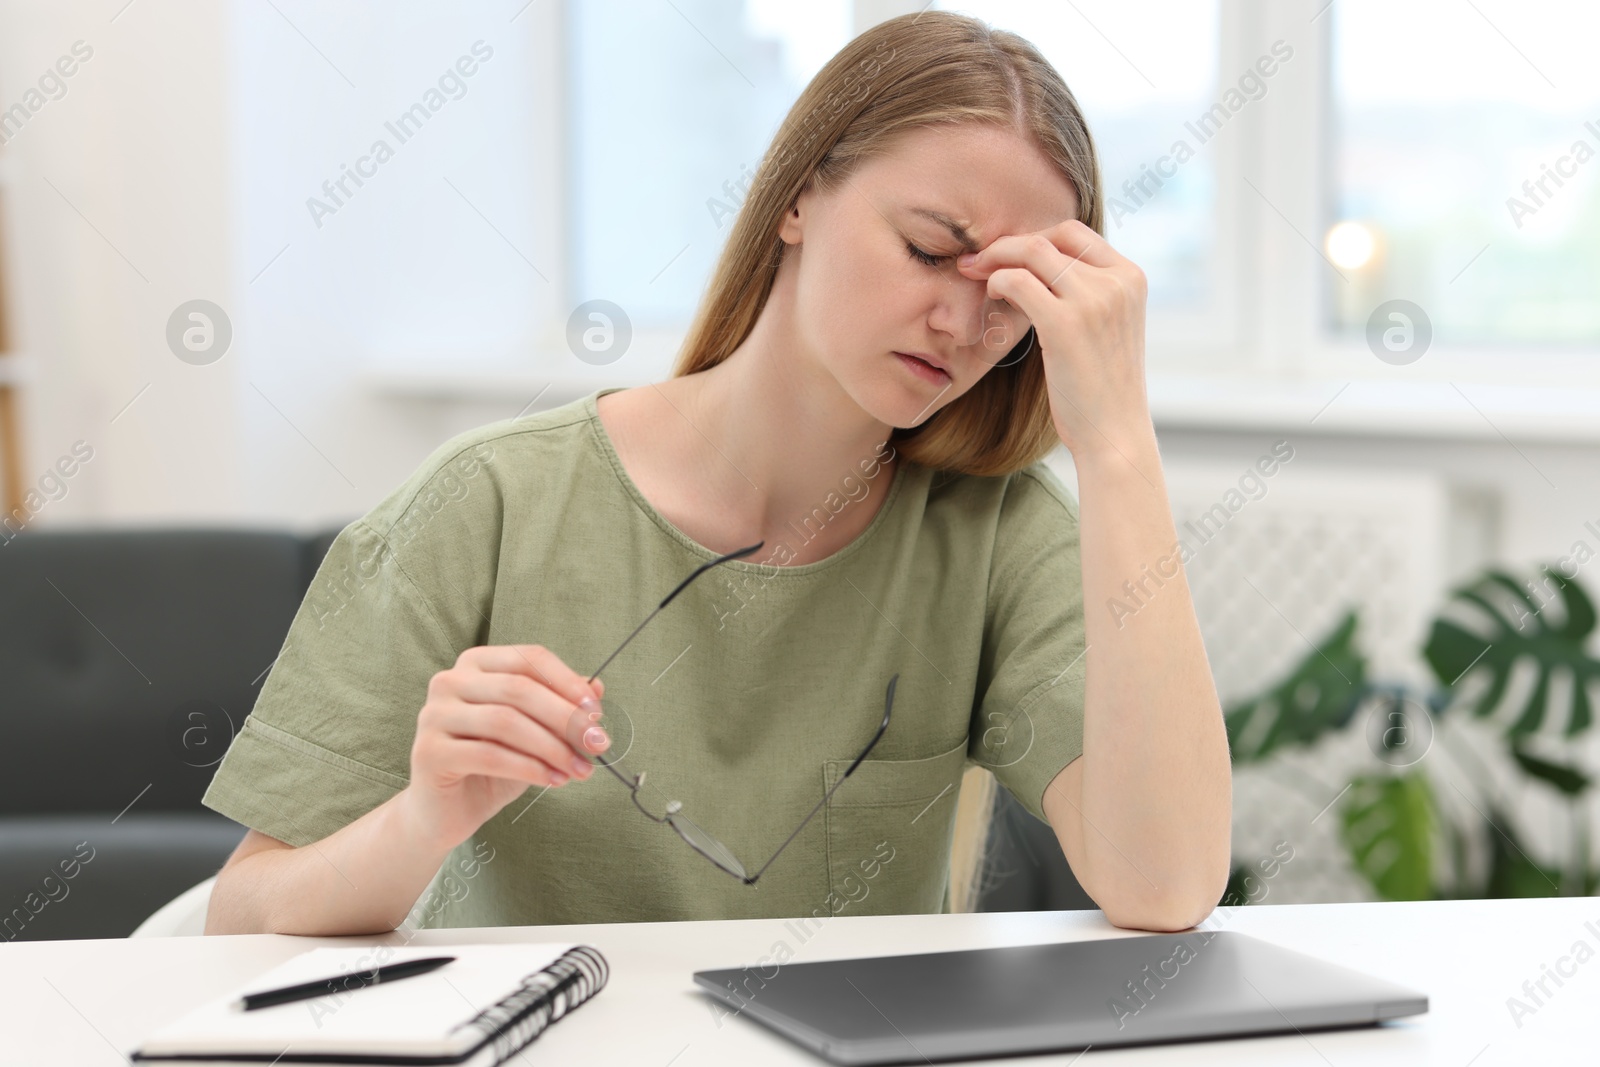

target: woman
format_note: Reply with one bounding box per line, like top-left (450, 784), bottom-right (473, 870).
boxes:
top-left (204, 11), bottom-right (1230, 936)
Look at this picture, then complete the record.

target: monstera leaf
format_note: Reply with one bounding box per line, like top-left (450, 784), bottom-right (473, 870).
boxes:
top-left (1424, 566), bottom-right (1600, 738)
top-left (1509, 744), bottom-right (1592, 796)
top-left (1340, 772), bottom-right (1436, 901)
top-left (1481, 804), bottom-right (1568, 898)
top-left (1225, 611), bottom-right (1367, 763)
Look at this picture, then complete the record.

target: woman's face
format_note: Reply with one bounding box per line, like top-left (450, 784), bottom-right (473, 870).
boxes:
top-left (777, 122), bottom-right (1080, 430)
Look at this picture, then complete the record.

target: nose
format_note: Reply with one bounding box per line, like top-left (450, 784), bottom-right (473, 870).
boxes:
top-left (927, 271), bottom-right (993, 350)
top-left (928, 272), bottom-right (1019, 357)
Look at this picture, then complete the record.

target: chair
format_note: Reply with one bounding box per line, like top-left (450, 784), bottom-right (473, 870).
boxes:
top-left (952, 764), bottom-right (1094, 913)
top-left (130, 875), bottom-right (216, 937)
top-left (973, 779), bottom-right (1097, 912)
top-left (0, 524), bottom-right (351, 940)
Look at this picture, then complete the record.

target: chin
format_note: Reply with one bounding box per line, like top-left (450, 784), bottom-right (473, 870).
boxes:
top-left (850, 373), bottom-right (955, 431)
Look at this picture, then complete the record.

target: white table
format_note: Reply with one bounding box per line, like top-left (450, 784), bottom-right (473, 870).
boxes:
top-left (4, 897), bottom-right (1594, 1065)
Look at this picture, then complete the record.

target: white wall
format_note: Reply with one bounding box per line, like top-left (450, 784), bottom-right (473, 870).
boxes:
top-left (1, 0), bottom-right (562, 534)
top-left (2, 0), bottom-right (239, 526)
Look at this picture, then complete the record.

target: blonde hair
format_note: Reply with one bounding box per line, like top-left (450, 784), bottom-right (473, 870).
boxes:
top-left (669, 10), bottom-right (1104, 480)
top-left (671, 11), bottom-right (1100, 911)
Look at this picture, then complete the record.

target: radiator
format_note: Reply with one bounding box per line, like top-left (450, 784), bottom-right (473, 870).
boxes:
top-left (1165, 457), bottom-right (1450, 904)
top-left (1161, 459), bottom-right (1450, 702)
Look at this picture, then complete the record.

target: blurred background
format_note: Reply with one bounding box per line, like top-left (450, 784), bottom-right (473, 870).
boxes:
top-left (2, 0), bottom-right (1599, 938)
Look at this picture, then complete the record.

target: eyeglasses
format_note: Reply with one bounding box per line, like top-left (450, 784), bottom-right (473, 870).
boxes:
top-left (579, 541), bottom-right (896, 885)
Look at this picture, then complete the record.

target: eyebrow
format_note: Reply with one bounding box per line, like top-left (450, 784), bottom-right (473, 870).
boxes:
top-left (907, 208), bottom-right (981, 254)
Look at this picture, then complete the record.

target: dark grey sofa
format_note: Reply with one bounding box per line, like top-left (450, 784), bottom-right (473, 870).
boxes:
top-left (0, 525), bottom-right (1087, 941)
top-left (0, 526), bottom-right (345, 940)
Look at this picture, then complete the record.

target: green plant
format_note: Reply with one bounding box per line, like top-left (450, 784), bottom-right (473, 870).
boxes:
top-left (1221, 565), bottom-right (1600, 903)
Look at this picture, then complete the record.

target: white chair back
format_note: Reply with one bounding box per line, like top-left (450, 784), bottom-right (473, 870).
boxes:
top-left (130, 875), bottom-right (216, 937)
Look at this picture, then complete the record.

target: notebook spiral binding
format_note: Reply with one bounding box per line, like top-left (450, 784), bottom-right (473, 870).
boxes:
top-left (451, 945), bottom-right (610, 1064)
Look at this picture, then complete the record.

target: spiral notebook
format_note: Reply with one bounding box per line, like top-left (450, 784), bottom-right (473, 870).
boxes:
top-left (130, 943), bottom-right (608, 1066)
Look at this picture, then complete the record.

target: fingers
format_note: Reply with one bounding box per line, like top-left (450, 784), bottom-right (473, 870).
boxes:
top-left (980, 266), bottom-right (1061, 333)
top-left (434, 702), bottom-right (603, 782)
top-left (958, 231), bottom-right (1086, 298)
top-left (958, 218), bottom-right (1131, 289)
top-left (1033, 219), bottom-right (1120, 269)
top-left (962, 221), bottom-right (1145, 317)
top-left (445, 668), bottom-right (610, 759)
top-left (441, 737), bottom-right (570, 789)
top-left (460, 644), bottom-right (602, 711)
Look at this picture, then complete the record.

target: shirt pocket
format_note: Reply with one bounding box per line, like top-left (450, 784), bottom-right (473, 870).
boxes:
top-left (821, 738), bottom-right (968, 915)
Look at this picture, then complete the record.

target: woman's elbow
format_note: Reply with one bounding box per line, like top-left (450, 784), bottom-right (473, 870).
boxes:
top-left (1102, 890), bottom-right (1217, 933)
top-left (1097, 863), bottom-right (1232, 932)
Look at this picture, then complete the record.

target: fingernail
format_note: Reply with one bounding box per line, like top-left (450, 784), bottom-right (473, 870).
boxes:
top-left (550, 772), bottom-right (568, 786)
top-left (584, 726), bottom-right (609, 750)
top-left (587, 708), bottom-right (604, 722)
top-left (571, 755), bottom-right (593, 778)
top-left (577, 696), bottom-right (601, 716)
top-left (957, 252), bottom-right (977, 267)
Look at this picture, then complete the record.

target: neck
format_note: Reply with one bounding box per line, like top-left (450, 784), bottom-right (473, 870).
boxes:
top-left (664, 292), bottom-right (897, 547)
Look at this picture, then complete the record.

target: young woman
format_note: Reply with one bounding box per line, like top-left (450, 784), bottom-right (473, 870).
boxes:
top-left (204, 11), bottom-right (1230, 937)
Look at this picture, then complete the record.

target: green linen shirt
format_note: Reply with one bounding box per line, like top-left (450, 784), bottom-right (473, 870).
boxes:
top-left (202, 387), bottom-right (1087, 928)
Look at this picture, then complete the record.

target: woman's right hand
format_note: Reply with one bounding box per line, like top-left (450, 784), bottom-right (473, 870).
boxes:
top-left (403, 644), bottom-right (612, 849)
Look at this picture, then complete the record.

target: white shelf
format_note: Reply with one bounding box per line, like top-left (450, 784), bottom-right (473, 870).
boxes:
top-left (360, 359), bottom-right (634, 410)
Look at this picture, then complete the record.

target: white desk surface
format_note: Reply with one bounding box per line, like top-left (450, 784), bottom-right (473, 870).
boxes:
top-left (4, 896), bottom-right (1593, 1065)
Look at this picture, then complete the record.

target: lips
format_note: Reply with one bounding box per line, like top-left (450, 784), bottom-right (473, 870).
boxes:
top-left (893, 351), bottom-right (950, 384)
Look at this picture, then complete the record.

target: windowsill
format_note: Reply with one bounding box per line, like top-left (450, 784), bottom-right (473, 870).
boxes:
top-left (362, 360), bottom-right (645, 411)
top-left (1146, 375), bottom-right (1600, 444)
top-left (363, 360), bottom-right (1600, 446)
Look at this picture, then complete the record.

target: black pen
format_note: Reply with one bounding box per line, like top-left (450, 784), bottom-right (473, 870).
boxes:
top-left (236, 956), bottom-right (457, 1012)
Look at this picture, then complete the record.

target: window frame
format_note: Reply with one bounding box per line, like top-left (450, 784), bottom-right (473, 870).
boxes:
top-left (1258, 0), bottom-right (1600, 390)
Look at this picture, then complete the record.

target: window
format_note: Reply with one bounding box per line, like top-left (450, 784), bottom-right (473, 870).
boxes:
top-left (1327, 0), bottom-right (1600, 349)
top-left (567, 0), bottom-right (852, 331)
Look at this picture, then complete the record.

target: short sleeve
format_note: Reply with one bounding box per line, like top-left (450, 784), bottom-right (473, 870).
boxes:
top-left (968, 461), bottom-right (1086, 826)
top-left (201, 434), bottom-right (504, 847)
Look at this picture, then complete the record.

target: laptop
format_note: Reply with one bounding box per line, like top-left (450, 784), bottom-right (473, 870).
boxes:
top-left (694, 931), bottom-right (1427, 1065)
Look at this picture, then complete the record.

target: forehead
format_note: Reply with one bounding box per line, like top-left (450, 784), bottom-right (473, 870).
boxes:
top-left (852, 123), bottom-right (1080, 249)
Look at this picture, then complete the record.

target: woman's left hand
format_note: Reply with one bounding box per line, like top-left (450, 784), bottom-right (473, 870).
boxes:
top-left (955, 220), bottom-right (1152, 461)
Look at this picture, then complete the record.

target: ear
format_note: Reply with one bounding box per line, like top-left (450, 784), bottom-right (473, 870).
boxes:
top-left (777, 182), bottom-right (812, 246)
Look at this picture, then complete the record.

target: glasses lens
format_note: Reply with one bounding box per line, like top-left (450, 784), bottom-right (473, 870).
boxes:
top-left (666, 810), bottom-right (747, 879)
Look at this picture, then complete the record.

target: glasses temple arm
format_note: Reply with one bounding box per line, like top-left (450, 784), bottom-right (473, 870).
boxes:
top-left (586, 541), bottom-right (764, 685)
top-left (589, 750), bottom-right (640, 789)
top-left (658, 541), bottom-right (765, 608)
top-left (585, 607), bottom-right (661, 684)
top-left (746, 675), bottom-right (897, 884)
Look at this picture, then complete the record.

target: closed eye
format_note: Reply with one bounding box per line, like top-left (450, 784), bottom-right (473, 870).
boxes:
top-left (905, 241), bottom-right (955, 268)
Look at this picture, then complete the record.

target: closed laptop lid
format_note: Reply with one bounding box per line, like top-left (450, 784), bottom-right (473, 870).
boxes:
top-left (694, 931), bottom-right (1427, 1065)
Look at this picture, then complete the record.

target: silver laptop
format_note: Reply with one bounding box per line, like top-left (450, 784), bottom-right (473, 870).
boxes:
top-left (694, 931), bottom-right (1427, 1065)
